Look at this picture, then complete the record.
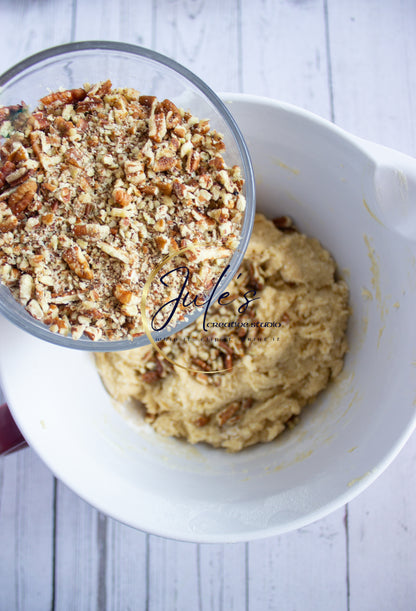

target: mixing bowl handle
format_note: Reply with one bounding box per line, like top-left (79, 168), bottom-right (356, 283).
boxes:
top-left (0, 402), bottom-right (28, 455)
top-left (356, 137), bottom-right (416, 241)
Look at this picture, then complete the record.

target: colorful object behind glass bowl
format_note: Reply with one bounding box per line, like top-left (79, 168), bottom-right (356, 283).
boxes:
top-left (0, 93), bottom-right (415, 542)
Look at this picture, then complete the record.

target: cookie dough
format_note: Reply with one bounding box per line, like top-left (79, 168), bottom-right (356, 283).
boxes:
top-left (95, 213), bottom-right (350, 452)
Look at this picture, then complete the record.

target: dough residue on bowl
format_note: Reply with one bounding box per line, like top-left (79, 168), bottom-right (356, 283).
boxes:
top-left (95, 213), bottom-right (350, 451)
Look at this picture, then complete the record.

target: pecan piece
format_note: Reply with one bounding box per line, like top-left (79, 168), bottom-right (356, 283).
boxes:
top-left (0, 160), bottom-right (16, 190)
top-left (7, 179), bottom-right (37, 215)
top-left (8, 144), bottom-right (29, 164)
top-left (77, 95), bottom-right (104, 113)
top-left (272, 215), bottom-right (296, 232)
top-left (192, 357), bottom-right (211, 371)
top-left (62, 245), bottom-right (94, 280)
top-left (160, 99), bottom-right (182, 129)
top-left (142, 369), bottom-right (161, 383)
top-left (194, 415), bottom-right (210, 427)
top-left (218, 401), bottom-right (241, 426)
top-left (223, 353), bottom-right (233, 370)
top-left (112, 187), bottom-right (132, 207)
top-left (155, 180), bottom-right (173, 196)
top-left (208, 156), bottom-right (225, 171)
top-left (73, 223), bottom-right (110, 240)
top-left (29, 132), bottom-right (43, 160)
top-left (0, 216), bottom-right (19, 232)
top-left (0, 104), bottom-right (25, 126)
top-left (54, 116), bottom-right (73, 135)
top-left (247, 262), bottom-right (264, 291)
top-left (185, 150), bottom-right (200, 173)
top-left (29, 111), bottom-right (49, 130)
top-left (113, 284), bottom-right (136, 305)
top-left (41, 88), bottom-right (86, 108)
top-left (149, 111), bottom-right (167, 143)
top-left (153, 154), bottom-right (176, 173)
top-left (218, 340), bottom-right (234, 355)
top-left (89, 80), bottom-right (112, 97)
top-left (139, 95), bottom-right (157, 108)
top-left (0, 106), bottom-right (10, 124)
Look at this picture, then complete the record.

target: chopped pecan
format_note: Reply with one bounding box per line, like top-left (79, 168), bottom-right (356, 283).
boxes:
top-left (142, 369), bottom-right (161, 383)
top-left (29, 132), bottom-right (42, 159)
top-left (224, 353), bottom-right (233, 370)
top-left (64, 148), bottom-right (83, 168)
top-left (218, 398), bottom-right (253, 427)
top-left (0, 160), bottom-right (16, 189)
top-left (62, 245), bottom-right (94, 280)
top-left (160, 99), bottom-right (182, 129)
top-left (217, 340), bottom-right (234, 355)
top-left (0, 106), bottom-right (10, 124)
top-left (185, 150), bottom-right (200, 173)
top-left (7, 179), bottom-right (37, 215)
top-left (192, 357), bottom-right (211, 371)
top-left (89, 80), bottom-right (112, 97)
top-left (114, 284), bottom-right (136, 305)
top-left (77, 95), bottom-right (104, 113)
top-left (272, 215), bottom-right (296, 231)
top-left (247, 261), bottom-right (264, 291)
top-left (194, 415), bottom-right (210, 427)
top-left (54, 116), bottom-right (73, 135)
top-left (29, 111), bottom-right (49, 130)
top-left (208, 156), bottom-right (225, 171)
top-left (139, 95), bottom-right (157, 108)
top-left (217, 401), bottom-right (241, 426)
top-left (8, 144), bottom-right (29, 164)
top-left (41, 88), bottom-right (87, 108)
top-left (155, 180), bottom-right (173, 196)
top-left (0, 104), bottom-right (25, 126)
top-left (149, 111), bottom-right (167, 143)
top-left (153, 154), bottom-right (176, 173)
top-left (112, 187), bottom-right (132, 207)
top-left (0, 216), bottom-right (19, 232)
top-left (73, 223), bottom-right (110, 240)
top-left (5, 167), bottom-right (34, 187)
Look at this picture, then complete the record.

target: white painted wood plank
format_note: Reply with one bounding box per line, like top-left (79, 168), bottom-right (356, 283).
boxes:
top-left (154, 0), bottom-right (241, 92)
top-left (327, 2), bottom-right (416, 610)
top-left (0, 449), bottom-right (54, 611)
top-left (53, 482), bottom-right (102, 611)
top-left (347, 434), bottom-right (416, 611)
top-left (0, 0), bottom-right (74, 75)
top-left (74, 0), bottom-right (153, 47)
top-left (197, 543), bottom-right (247, 611)
top-left (247, 508), bottom-right (348, 611)
top-left (147, 536), bottom-right (199, 611)
top-left (327, 0), bottom-right (416, 153)
top-left (240, 0), bottom-right (331, 116)
top-left (105, 520), bottom-right (148, 610)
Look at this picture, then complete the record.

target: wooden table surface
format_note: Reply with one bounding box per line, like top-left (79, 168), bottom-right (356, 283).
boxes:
top-left (0, 1), bottom-right (415, 610)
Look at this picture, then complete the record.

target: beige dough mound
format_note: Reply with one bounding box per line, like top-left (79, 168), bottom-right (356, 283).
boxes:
top-left (95, 213), bottom-right (350, 452)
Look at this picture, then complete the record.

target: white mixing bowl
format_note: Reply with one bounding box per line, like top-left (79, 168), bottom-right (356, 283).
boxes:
top-left (1, 94), bottom-right (415, 542)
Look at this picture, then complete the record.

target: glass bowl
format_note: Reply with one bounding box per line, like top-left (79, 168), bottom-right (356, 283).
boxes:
top-left (0, 41), bottom-right (255, 351)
